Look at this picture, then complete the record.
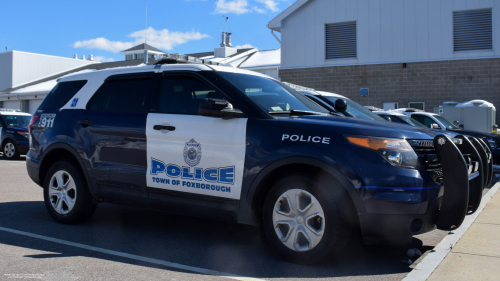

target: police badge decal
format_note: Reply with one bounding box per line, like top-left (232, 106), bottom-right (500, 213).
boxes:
top-left (184, 139), bottom-right (202, 167)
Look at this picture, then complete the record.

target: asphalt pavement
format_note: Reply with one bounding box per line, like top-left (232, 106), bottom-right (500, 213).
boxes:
top-left (0, 156), bottom-right (495, 281)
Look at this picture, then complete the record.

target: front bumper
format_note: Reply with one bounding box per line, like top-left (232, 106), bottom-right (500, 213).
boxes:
top-left (16, 141), bottom-right (29, 155)
top-left (352, 135), bottom-right (492, 242)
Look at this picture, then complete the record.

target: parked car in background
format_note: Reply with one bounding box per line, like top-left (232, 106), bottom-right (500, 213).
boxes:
top-left (395, 109), bottom-right (500, 163)
top-left (0, 109), bottom-right (31, 160)
top-left (374, 110), bottom-right (459, 139)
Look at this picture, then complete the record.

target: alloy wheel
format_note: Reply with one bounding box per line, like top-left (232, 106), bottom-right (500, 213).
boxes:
top-left (273, 189), bottom-right (325, 252)
top-left (48, 170), bottom-right (77, 215)
top-left (4, 143), bottom-right (15, 158)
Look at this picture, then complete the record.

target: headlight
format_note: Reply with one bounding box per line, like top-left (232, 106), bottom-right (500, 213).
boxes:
top-left (346, 136), bottom-right (419, 169)
top-left (17, 131), bottom-right (29, 138)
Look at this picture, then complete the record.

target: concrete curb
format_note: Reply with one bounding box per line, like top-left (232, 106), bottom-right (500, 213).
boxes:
top-left (402, 181), bottom-right (500, 281)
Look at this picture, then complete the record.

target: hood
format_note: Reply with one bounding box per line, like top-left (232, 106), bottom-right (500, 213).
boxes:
top-left (448, 128), bottom-right (497, 139)
top-left (278, 115), bottom-right (437, 140)
top-left (6, 126), bottom-right (29, 132)
top-left (430, 129), bottom-right (460, 138)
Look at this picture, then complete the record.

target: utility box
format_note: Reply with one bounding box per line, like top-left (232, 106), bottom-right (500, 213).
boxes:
top-left (434, 100), bottom-right (496, 134)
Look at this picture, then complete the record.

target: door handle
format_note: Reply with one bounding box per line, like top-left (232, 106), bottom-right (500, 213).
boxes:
top-left (77, 119), bottom-right (93, 126)
top-left (154, 125), bottom-right (175, 131)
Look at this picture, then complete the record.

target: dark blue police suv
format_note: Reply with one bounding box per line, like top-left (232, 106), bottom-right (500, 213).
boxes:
top-left (0, 109), bottom-right (31, 160)
top-left (26, 62), bottom-right (493, 264)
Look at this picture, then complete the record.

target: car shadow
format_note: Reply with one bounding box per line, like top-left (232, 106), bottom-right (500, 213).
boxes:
top-left (0, 200), bottom-right (419, 279)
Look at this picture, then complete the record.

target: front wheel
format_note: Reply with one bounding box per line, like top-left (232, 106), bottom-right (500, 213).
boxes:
top-left (3, 140), bottom-right (19, 160)
top-left (43, 161), bottom-right (97, 224)
top-left (262, 173), bottom-right (354, 265)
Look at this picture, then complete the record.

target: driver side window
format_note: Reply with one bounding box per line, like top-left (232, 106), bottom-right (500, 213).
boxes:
top-left (159, 76), bottom-right (225, 115)
top-left (412, 115), bottom-right (436, 128)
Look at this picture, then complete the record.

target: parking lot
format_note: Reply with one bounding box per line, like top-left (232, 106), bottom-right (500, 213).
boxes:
top-left (0, 156), bottom-right (495, 281)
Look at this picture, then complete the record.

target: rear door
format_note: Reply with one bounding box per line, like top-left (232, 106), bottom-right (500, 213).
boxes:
top-left (75, 72), bottom-right (159, 206)
top-left (146, 73), bottom-right (247, 200)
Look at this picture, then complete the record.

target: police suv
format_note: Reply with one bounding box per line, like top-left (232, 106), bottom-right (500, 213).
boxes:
top-left (0, 109), bottom-right (31, 160)
top-left (26, 62), bottom-right (493, 264)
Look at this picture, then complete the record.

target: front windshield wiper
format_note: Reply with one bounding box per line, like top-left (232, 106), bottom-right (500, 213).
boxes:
top-left (268, 110), bottom-right (324, 116)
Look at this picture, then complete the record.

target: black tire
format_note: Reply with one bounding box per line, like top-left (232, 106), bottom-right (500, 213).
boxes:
top-left (2, 140), bottom-right (20, 160)
top-left (43, 160), bottom-right (97, 224)
top-left (262, 173), bottom-right (355, 265)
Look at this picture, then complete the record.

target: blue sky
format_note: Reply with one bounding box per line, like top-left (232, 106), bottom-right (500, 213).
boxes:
top-left (0, 0), bottom-right (291, 62)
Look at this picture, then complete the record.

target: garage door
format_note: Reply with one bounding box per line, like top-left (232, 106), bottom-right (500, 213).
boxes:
top-left (29, 99), bottom-right (43, 114)
top-left (2, 100), bottom-right (21, 110)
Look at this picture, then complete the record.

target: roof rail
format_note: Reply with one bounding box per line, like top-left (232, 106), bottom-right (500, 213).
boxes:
top-left (154, 53), bottom-right (221, 66)
top-left (282, 81), bottom-right (314, 91)
top-left (364, 106), bottom-right (384, 112)
top-left (404, 108), bottom-right (424, 112)
top-left (0, 108), bottom-right (21, 112)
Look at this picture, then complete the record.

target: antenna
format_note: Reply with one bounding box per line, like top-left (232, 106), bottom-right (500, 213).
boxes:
top-left (145, 4), bottom-right (147, 44)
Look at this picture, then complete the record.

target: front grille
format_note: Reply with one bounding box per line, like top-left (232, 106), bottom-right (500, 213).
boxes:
top-left (408, 140), bottom-right (442, 171)
top-left (408, 140), bottom-right (443, 183)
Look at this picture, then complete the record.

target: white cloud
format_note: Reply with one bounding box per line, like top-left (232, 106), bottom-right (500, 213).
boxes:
top-left (214, 0), bottom-right (249, 15)
top-left (73, 27), bottom-right (210, 53)
top-left (234, 44), bottom-right (256, 49)
top-left (214, 0), bottom-right (285, 14)
top-left (93, 56), bottom-right (115, 62)
top-left (252, 6), bottom-right (265, 13)
top-left (73, 38), bottom-right (133, 53)
top-left (255, 0), bottom-right (280, 12)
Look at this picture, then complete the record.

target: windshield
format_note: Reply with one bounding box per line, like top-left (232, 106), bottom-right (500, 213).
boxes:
top-left (434, 115), bottom-right (459, 129)
top-left (1, 115), bottom-right (31, 127)
top-left (217, 72), bottom-right (328, 114)
top-left (318, 96), bottom-right (385, 121)
top-left (393, 115), bottom-right (427, 128)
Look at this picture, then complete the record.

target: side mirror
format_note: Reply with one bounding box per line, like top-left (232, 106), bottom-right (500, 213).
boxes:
top-left (453, 120), bottom-right (460, 126)
top-left (430, 123), bottom-right (441, 129)
top-left (199, 98), bottom-right (244, 119)
top-left (334, 99), bottom-right (347, 113)
top-left (382, 116), bottom-right (392, 122)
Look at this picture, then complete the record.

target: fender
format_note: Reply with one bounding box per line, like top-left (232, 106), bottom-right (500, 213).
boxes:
top-left (237, 156), bottom-right (365, 225)
top-left (39, 142), bottom-right (97, 197)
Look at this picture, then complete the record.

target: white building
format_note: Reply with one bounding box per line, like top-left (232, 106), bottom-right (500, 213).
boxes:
top-left (0, 34), bottom-right (281, 114)
top-left (268, 0), bottom-right (500, 121)
top-left (0, 51), bottom-right (98, 113)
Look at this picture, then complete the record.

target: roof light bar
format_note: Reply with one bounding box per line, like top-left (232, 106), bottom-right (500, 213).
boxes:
top-left (154, 53), bottom-right (221, 66)
top-left (0, 108), bottom-right (22, 112)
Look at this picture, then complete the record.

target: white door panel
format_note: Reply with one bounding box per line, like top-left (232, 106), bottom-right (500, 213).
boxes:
top-left (146, 113), bottom-right (247, 199)
top-left (2, 100), bottom-right (20, 110)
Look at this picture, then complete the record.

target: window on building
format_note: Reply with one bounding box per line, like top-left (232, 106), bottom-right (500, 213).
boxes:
top-left (408, 102), bottom-right (425, 111)
top-left (325, 21), bottom-right (357, 59)
top-left (159, 76), bottom-right (224, 115)
top-left (383, 102), bottom-right (398, 111)
top-left (88, 75), bottom-right (154, 112)
top-left (126, 55), bottom-right (133, 61)
top-left (453, 9), bottom-right (492, 52)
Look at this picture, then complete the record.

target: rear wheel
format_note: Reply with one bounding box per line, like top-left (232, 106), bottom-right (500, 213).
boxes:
top-left (262, 173), bottom-right (354, 265)
top-left (43, 161), bottom-right (97, 224)
top-left (3, 140), bottom-right (19, 160)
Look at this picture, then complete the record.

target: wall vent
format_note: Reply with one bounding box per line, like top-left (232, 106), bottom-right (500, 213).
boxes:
top-left (453, 9), bottom-right (492, 52)
top-left (325, 21), bottom-right (357, 59)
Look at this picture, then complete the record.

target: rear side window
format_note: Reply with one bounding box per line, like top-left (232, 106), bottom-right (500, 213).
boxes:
top-left (88, 78), bottom-right (155, 112)
top-left (38, 80), bottom-right (87, 110)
